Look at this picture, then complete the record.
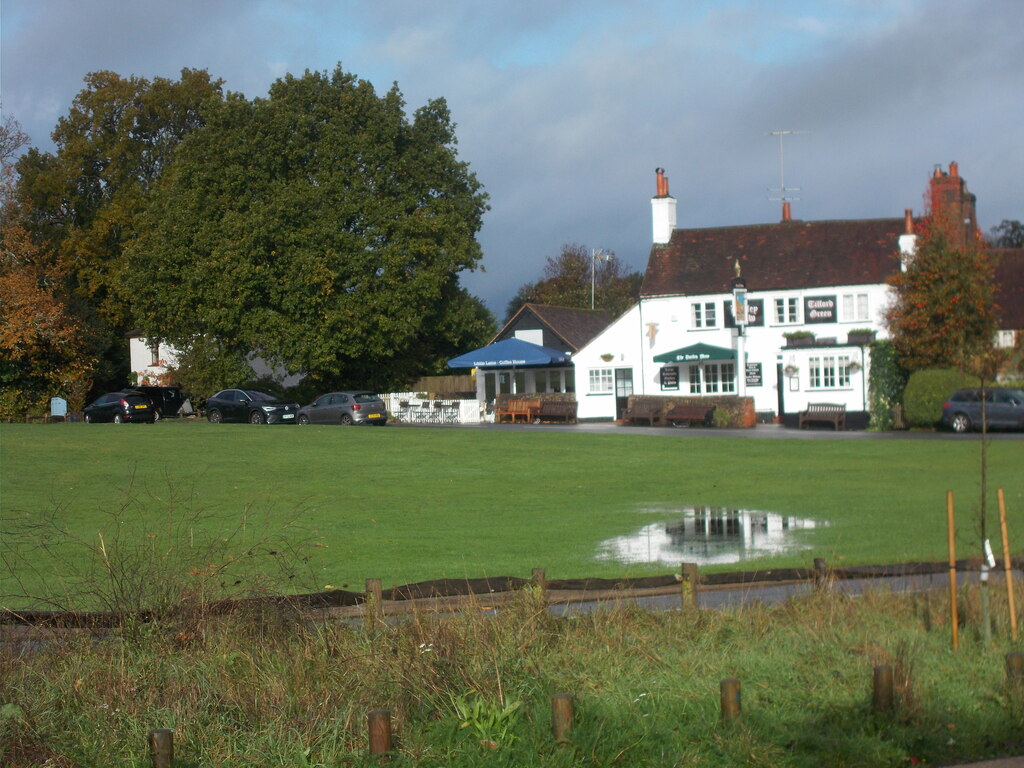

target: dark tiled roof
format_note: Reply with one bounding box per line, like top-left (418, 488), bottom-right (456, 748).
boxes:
top-left (642, 219), bottom-right (906, 297)
top-left (994, 249), bottom-right (1024, 329)
top-left (495, 304), bottom-right (613, 351)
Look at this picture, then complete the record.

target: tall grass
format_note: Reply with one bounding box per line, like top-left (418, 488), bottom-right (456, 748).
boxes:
top-left (2, 585), bottom-right (1022, 766)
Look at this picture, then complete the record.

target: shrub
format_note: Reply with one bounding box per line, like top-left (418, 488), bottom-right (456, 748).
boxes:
top-left (867, 340), bottom-right (908, 431)
top-left (902, 368), bottom-right (978, 428)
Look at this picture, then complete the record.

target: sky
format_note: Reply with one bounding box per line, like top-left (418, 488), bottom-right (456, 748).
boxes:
top-left (2, 0), bottom-right (1022, 318)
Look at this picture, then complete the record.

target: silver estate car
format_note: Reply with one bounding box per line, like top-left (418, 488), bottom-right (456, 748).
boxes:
top-left (941, 387), bottom-right (1024, 432)
top-left (297, 391), bottom-right (388, 425)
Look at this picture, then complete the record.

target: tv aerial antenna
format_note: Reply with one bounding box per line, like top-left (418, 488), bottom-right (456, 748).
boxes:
top-left (766, 129), bottom-right (811, 204)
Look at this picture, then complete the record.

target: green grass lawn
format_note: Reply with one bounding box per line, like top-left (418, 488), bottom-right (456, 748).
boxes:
top-left (2, 421), bottom-right (1023, 609)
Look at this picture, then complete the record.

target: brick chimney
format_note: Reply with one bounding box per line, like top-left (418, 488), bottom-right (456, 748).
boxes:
top-left (651, 167), bottom-right (677, 245)
top-left (781, 201), bottom-right (792, 222)
top-left (928, 162), bottom-right (978, 248)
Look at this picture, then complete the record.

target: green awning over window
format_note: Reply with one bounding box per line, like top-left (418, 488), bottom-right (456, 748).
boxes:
top-left (653, 343), bottom-right (736, 363)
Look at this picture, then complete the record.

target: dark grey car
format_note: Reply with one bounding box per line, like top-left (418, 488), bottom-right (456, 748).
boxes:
top-left (205, 389), bottom-right (299, 424)
top-left (941, 387), bottom-right (1024, 432)
top-left (297, 391), bottom-right (388, 425)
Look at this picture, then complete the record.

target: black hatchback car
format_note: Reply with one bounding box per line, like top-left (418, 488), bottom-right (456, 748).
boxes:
top-left (941, 387), bottom-right (1024, 432)
top-left (127, 385), bottom-right (185, 419)
top-left (205, 389), bottom-right (300, 424)
top-left (84, 391), bottom-right (156, 423)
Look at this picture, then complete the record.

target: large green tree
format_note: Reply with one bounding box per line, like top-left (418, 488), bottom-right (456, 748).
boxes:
top-left (987, 219), bottom-right (1024, 249)
top-left (505, 243), bottom-right (642, 322)
top-left (125, 67), bottom-right (491, 392)
top-left (13, 69), bottom-right (224, 388)
top-left (885, 213), bottom-right (997, 371)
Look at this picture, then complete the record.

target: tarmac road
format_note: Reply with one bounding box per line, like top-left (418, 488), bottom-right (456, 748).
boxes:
top-left (405, 419), bottom-right (1024, 440)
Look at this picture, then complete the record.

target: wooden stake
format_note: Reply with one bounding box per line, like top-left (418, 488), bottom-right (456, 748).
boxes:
top-left (998, 489), bottom-right (1018, 641)
top-left (947, 491), bottom-right (959, 651)
top-left (873, 665), bottom-right (894, 711)
top-left (813, 558), bottom-right (829, 592)
top-left (367, 709), bottom-right (392, 755)
top-left (365, 578), bottom-right (383, 627)
top-left (720, 678), bottom-right (741, 722)
top-left (1008, 652), bottom-right (1024, 687)
top-left (680, 563), bottom-right (699, 610)
top-left (551, 693), bottom-right (574, 741)
top-left (148, 728), bottom-right (173, 768)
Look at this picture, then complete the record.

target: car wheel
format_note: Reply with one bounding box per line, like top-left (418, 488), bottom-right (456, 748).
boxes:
top-left (207, 409), bottom-right (222, 424)
top-left (340, 413), bottom-right (354, 425)
top-left (250, 410), bottom-right (265, 424)
top-left (84, 413), bottom-right (92, 424)
top-left (950, 413), bottom-right (971, 433)
top-left (298, 414), bottom-right (310, 425)
top-left (153, 411), bottom-right (161, 422)
top-left (114, 414), bottom-right (124, 424)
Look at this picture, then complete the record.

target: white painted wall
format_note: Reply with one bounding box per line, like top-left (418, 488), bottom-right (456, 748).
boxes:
top-left (574, 282), bottom-right (895, 420)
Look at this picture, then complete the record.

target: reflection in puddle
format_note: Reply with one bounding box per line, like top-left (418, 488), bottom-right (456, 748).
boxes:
top-left (597, 506), bottom-right (821, 566)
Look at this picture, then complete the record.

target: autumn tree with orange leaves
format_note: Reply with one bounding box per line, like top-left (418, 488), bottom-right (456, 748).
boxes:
top-left (0, 115), bottom-right (98, 416)
top-left (885, 211), bottom-right (997, 372)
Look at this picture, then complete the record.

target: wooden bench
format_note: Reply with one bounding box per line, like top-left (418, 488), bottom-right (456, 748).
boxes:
top-left (622, 399), bottom-right (663, 426)
top-left (495, 398), bottom-right (541, 423)
top-left (799, 403), bottom-right (847, 430)
top-left (666, 404), bottom-right (716, 427)
top-left (538, 400), bottom-right (577, 423)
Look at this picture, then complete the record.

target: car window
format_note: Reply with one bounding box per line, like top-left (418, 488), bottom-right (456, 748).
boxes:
top-left (353, 393), bottom-right (379, 403)
top-left (313, 395), bottom-right (329, 407)
top-left (337, 394), bottom-right (349, 404)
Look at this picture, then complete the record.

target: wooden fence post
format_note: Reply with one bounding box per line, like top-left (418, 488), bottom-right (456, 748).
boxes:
top-left (368, 709), bottom-right (392, 755)
top-left (813, 558), bottom-right (830, 592)
top-left (720, 678), bottom-right (741, 722)
top-left (365, 578), bottom-right (383, 628)
top-left (873, 665), bottom-right (894, 711)
top-left (998, 489), bottom-right (1018, 642)
top-left (551, 693), bottom-right (574, 742)
top-left (532, 567), bottom-right (547, 600)
top-left (1008, 652), bottom-right (1024, 687)
top-left (148, 728), bottom-right (173, 768)
top-left (680, 563), bottom-right (699, 610)
top-left (947, 491), bottom-right (959, 651)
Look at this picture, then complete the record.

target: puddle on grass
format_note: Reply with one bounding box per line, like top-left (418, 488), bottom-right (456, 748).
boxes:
top-left (597, 506), bottom-right (822, 566)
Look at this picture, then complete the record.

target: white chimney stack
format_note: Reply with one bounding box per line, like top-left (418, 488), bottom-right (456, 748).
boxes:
top-left (898, 208), bottom-right (917, 272)
top-left (651, 167), bottom-right (676, 245)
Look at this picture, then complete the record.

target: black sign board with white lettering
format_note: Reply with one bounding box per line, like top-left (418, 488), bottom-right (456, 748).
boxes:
top-left (660, 366), bottom-right (679, 390)
top-left (804, 295), bottom-right (837, 324)
top-left (745, 362), bottom-right (762, 387)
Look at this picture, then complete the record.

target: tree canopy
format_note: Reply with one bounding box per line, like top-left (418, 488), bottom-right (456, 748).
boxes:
top-left (504, 243), bottom-right (642, 322)
top-left (885, 213), bottom-right (997, 371)
top-left (987, 219), bottom-right (1024, 249)
top-left (125, 67), bottom-right (492, 392)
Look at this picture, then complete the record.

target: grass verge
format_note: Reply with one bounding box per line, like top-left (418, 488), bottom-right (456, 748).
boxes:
top-left (2, 422), bottom-right (1023, 611)
top-left (2, 586), bottom-right (1023, 767)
